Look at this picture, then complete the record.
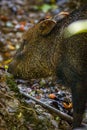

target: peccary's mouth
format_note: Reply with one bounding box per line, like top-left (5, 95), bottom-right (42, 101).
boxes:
top-left (8, 60), bottom-right (18, 75)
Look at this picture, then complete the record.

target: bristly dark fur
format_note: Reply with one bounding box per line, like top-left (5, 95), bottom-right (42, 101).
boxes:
top-left (8, 5), bottom-right (87, 128)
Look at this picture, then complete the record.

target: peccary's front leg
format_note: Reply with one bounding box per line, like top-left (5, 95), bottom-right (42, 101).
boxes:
top-left (71, 80), bottom-right (87, 128)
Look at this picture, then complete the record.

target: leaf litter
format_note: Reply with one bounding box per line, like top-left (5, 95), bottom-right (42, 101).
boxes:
top-left (0, 0), bottom-right (87, 130)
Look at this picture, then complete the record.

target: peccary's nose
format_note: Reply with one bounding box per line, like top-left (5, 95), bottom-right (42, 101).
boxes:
top-left (8, 63), bottom-right (14, 74)
top-left (8, 65), bottom-right (12, 73)
top-left (8, 60), bottom-right (17, 74)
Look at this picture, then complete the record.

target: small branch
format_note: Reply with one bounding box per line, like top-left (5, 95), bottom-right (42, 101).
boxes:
top-left (20, 91), bottom-right (73, 123)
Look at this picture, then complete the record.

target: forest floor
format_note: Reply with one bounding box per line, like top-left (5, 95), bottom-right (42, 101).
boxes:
top-left (0, 0), bottom-right (86, 130)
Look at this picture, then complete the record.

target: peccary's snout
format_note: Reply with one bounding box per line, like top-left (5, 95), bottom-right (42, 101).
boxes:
top-left (8, 63), bottom-right (14, 73)
top-left (8, 60), bottom-right (18, 76)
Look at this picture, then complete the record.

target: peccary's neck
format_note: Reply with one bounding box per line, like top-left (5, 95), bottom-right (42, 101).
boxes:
top-left (48, 5), bottom-right (87, 72)
top-left (54, 5), bottom-right (87, 35)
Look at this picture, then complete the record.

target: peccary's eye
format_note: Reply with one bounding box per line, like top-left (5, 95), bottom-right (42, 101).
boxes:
top-left (19, 39), bottom-right (27, 51)
top-left (22, 39), bottom-right (27, 48)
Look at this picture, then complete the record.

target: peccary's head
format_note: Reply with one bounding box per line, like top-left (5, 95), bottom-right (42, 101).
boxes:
top-left (8, 19), bottom-right (62, 79)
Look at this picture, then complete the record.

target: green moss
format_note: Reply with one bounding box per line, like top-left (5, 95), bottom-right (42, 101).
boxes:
top-left (6, 76), bottom-right (18, 92)
top-left (6, 75), bottom-right (23, 99)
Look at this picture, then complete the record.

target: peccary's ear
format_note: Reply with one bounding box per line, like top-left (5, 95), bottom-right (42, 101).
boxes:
top-left (38, 19), bottom-right (56, 36)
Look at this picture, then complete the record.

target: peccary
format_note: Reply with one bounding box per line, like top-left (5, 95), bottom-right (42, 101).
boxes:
top-left (8, 5), bottom-right (87, 128)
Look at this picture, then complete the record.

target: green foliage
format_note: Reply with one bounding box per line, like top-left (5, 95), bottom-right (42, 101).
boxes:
top-left (34, 4), bottom-right (57, 12)
top-left (64, 20), bottom-right (87, 38)
top-left (6, 75), bottom-right (19, 93)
